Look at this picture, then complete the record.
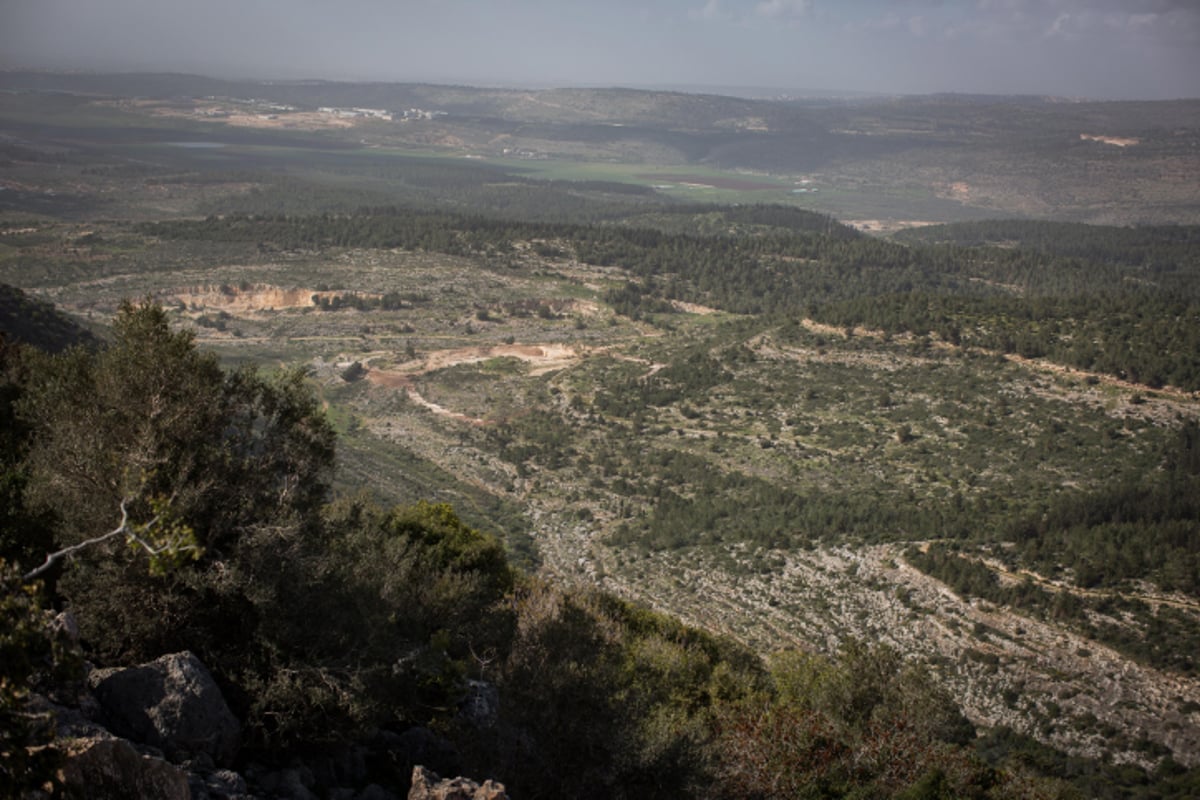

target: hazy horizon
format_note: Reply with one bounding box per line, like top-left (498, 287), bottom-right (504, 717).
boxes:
top-left (2, 0), bottom-right (1199, 101)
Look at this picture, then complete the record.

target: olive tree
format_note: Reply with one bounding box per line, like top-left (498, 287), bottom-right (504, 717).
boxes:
top-left (15, 300), bottom-right (336, 663)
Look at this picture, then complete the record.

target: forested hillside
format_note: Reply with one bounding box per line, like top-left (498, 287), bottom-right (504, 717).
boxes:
top-left (142, 209), bottom-right (1200, 390)
top-left (3, 74), bottom-right (1200, 799)
top-left (1, 302), bottom-right (1103, 799)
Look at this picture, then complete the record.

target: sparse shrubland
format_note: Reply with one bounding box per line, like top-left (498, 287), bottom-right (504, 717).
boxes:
top-left (0, 302), bottom-right (1088, 798)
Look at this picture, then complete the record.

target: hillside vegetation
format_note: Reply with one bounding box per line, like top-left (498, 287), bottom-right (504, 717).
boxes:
top-left (3, 302), bottom-right (1084, 799)
top-left (2, 73), bottom-right (1200, 798)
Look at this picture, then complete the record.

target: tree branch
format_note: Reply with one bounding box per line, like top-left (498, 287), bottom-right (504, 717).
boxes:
top-left (21, 498), bottom-right (167, 583)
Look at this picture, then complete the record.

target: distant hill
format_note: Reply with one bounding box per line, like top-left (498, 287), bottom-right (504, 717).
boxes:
top-left (2, 70), bottom-right (1197, 223)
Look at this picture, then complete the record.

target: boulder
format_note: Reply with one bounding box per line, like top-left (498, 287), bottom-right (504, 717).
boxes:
top-left (408, 766), bottom-right (507, 800)
top-left (187, 766), bottom-right (252, 800)
top-left (59, 736), bottom-right (191, 800)
top-left (89, 651), bottom-right (240, 765)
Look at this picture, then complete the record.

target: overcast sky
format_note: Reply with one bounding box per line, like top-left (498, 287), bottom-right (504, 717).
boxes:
top-left (2, 0), bottom-right (1198, 99)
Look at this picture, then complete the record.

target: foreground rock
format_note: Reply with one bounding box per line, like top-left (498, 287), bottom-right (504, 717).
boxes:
top-left (59, 736), bottom-right (191, 800)
top-left (408, 766), bottom-right (507, 800)
top-left (88, 651), bottom-right (241, 766)
top-left (46, 649), bottom-right (501, 799)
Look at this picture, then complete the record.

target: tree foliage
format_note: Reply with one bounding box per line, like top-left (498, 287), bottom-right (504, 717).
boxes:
top-left (713, 641), bottom-right (1003, 799)
top-left (0, 564), bottom-right (77, 797)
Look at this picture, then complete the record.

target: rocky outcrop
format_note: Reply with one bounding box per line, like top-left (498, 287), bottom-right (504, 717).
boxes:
top-left (188, 766), bottom-right (252, 800)
top-left (59, 736), bottom-right (191, 800)
top-left (88, 651), bottom-right (240, 766)
top-left (49, 650), bottom-right (503, 800)
top-left (408, 766), bottom-right (507, 800)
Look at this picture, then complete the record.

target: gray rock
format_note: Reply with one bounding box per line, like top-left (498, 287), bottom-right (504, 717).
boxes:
top-left (407, 766), bottom-right (507, 800)
top-left (89, 650), bottom-right (241, 766)
top-left (204, 768), bottom-right (249, 798)
top-left (59, 736), bottom-right (191, 800)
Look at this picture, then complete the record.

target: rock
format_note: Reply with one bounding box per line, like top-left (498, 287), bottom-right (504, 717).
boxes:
top-left (408, 766), bottom-right (508, 800)
top-left (187, 766), bottom-right (251, 800)
top-left (39, 694), bottom-right (107, 742)
top-left (89, 650), bottom-right (240, 766)
top-left (184, 752), bottom-right (217, 773)
top-left (59, 736), bottom-right (191, 800)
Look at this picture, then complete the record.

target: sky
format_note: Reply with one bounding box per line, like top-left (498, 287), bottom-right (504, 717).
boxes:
top-left (1, 0), bottom-right (1198, 100)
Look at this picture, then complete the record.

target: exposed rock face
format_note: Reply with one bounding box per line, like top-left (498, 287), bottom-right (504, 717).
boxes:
top-left (408, 766), bottom-right (508, 800)
top-left (88, 651), bottom-right (240, 766)
top-left (59, 737), bottom-right (191, 800)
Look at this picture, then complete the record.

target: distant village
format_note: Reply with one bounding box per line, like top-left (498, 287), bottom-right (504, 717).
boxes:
top-left (318, 106), bottom-right (449, 122)
top-left (175, 95), bottom-right (562, 158)
top-left (197, 96), bottom-right (447, 123)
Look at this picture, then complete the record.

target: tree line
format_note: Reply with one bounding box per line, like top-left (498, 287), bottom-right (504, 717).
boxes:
top-left (141, 208), bottom-right (1200, 390)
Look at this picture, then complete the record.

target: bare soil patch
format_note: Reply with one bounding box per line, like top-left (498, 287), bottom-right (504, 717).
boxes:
top-left (669, 300), bottom-right (720, 315)
top-left (171, 284), bottom-right (380, 313)
top-left (367, 343), bottom-right (584, 387)
top-left (120, 99), bottom-right (361, 132)
top-left (847, 219), bottom-right (939, 234)
top-left (423, 343), bottom-right (582, 375)
top-left (940, 181), bottom-right (973, 202)
top-left (1080, 133), bottom-right (1141, 148)
top-left (363, 343), bottom-right (585, 423)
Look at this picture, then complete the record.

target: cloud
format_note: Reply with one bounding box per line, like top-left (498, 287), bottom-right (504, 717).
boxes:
top-left (754, 0), bottom-right (812, 19)
top-left (689, 0), bottom-right (726, 21)
top-left (1044, 11), bottom-right (1071, 38)
top-left (850, 9), bottom-right (928, 37)
top-left (1019, 2), bottom-right (1200, 47)
top-left (854, 12), bottom-right (902, 33)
